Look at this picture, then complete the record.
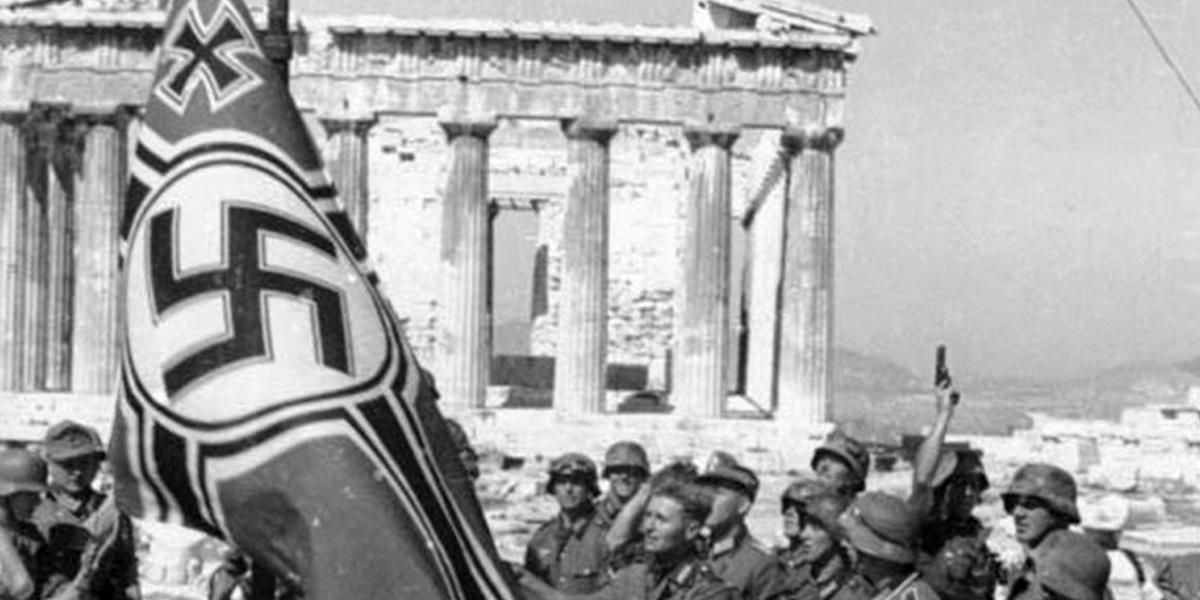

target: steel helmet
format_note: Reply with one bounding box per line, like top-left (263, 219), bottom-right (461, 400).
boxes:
top-left (548, 452), bottom-right (601, 496)
top-left (931, 448), bottom-right (989, 490)
top-left (0, 449), bottom-right (48, 496)
top-left (1002, 463), bottom-right (1080, 524)
top-left (602, 441), bottom-right (649, 477)
top-left (1035, 530), bottom-right (1110, 600)
top-left (837, 491), bottom-right (918, 565)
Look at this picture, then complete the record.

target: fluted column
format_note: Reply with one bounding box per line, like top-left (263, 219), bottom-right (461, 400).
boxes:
top-left (320, 114), bottom-right (375, 246)
top-left (776, 126), bottom-right (842, 426)
top-left (0, 108), bottom-right (29, 391)
top-left (71, 106), bottom-right (129, 394)
top-left (554, 118), bottom-right (617, 416)
top-left (21, 106), bottom-right (61, 391)
top-left (673, 123), bottom-right (739, 418)
top-left (43, 111), bottom-right (78, 391)
top-left (437, 112), bottom-right (497, 412)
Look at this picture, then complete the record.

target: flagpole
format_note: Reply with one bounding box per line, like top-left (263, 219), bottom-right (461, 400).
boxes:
top-left (264, 0), bottom-right (291, 84)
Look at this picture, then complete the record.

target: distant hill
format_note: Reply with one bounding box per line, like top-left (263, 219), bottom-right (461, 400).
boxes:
top-left (833, 347), bottom-right (925, 392)
top-left (828, 351), bottom-right (1200, 443)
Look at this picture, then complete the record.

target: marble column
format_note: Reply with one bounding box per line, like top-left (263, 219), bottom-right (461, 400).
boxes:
top-left (320, 114), bottom-right (375, 246)
top-left (43, 109), bottom-right (78, 391)
top-left (0, 108), bottom-right (28, 391)
top-left (673, 123), bottom-right (740, 418)
top-left (554, 118), bottom-right (618, 416)
top-left (437, 112), bottom-right (497, 412)
top-left (776, 126), bottom-right (842, 426)
top-left (21, 106), bottom-right (61, 391)
top-left (71, 107), bottom-right (129, 394)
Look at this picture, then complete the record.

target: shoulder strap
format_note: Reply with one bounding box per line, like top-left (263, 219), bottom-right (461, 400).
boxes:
top-left (1119, 548), bottom-right (1145, 585)
top-left (872, 573), bottom-right (920, 600)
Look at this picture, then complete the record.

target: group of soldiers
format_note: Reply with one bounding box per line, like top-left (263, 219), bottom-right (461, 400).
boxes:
top-left (509, 385), bottom-right (1165, 600)
top-left (0, 421), bottom-right (138, 600)
top-left (0, 387), bottom-right (1183, 600)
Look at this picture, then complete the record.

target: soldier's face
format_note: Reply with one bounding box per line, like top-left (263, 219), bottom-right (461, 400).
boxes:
top-left (606, 467), bottom-right (647, 503)
top-left (48, 454), bottom-right (101, 495)
top-left (1007, 495), bottom-right (1058, 546)
top-left (944, 477), bottom-right (982, 520)
top-left (641, 496), bottom-right (697, 556)
top-left (782, 505), bottom-right (802, 539)
top-left (553, 477), bottom-right (591, 513)
top-left (815, 457), bottom-right (855, 494)
top-left (798, 519), bottom-right (836, 563)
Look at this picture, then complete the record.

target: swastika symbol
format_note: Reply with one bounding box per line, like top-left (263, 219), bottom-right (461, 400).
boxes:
top-left (149, 205), bottom-right (350, 396)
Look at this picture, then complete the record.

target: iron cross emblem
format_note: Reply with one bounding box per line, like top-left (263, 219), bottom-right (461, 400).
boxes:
top-left (156, 0), bottom-right (263, 115)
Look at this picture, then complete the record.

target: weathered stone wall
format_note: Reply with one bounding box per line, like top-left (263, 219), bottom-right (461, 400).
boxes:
top-left (354, 116), bottom-right (769, 380)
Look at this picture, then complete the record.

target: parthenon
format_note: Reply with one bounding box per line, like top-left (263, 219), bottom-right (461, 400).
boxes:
top-left (0, 3), bottom-right (870, 439)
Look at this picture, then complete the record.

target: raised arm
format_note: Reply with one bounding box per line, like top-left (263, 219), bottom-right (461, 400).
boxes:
top-left (604, 482), bottom-right (650, 552)
top-left (911, 383), bottom-right (958, 496)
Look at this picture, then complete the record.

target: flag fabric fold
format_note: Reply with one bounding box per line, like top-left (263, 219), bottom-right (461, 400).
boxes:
top-left (109, 1), bottom-right (517, 597)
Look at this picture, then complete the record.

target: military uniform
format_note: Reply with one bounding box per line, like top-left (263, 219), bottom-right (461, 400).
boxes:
top-left (778, 549), bottom-right (851, 600)
top-left (35, 420), bottom-right (140, 600)
top-left (525, 507), bottom-right (612, 593)
top-left (827, 573), bottom-right (940, 600)
top-left (583, 559), bottom-right (737, 600)
top-left (707, 525), bottom-right (791, 600)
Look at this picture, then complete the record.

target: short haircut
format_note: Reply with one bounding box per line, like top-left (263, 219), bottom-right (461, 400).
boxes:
top-left (649, 460), bottom-right (699, 491)
top-left (651, 482), bottom-right (711, 525)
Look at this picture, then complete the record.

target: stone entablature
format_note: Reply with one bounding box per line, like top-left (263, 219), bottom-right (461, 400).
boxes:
top-left (0, 10), bottom-right (851, 127)
top-left (0, 6), bottom-right (865, 428)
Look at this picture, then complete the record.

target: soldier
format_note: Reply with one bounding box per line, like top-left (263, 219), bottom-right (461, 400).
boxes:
top-left (1010, 529), bottom-right (1110, 600)
top-left (1001, 463), bottom-right (1082, 599)
top-left (518, 481), bottom-right (736, 600)
top-left (909, 384), bottom-right (998, 600)
top-left (0, 448), bottom-right (94, 600)
top-left (831, 492), bottom-right (939, 600)
top-left (604, 459), bottom-right (701, 572)
top-left (777, 480), bottom-right (851, 600)
top-left (33, 420), bottom-right (139, 600)
top-left (810, 432), bottom-right (870, 502)
top-left (598, 442), bottom-right (650, 525)
top-left (525, 453), bottom-right (611, 594)
top-left (696, 462), bottom-right (790, 599)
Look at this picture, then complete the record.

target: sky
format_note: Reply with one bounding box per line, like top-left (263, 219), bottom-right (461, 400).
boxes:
top-left (292, 0), bottom-right (1200, 381)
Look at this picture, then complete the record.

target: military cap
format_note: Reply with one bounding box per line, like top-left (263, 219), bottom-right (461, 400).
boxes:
top-left (0, 449), bottom-right (48, 496)
top-left (603, 441), bottom-right (649, 476)
top-left (1035, 530), bottom-right (1110, 600)
top-left (548, 452), bottom-right (601, 496)
top-left (1002, 463), bottom-right (1079, 524)
top-left (696, 463), bottom-right (759, 501)
top-left (42, 420), bottom-right (105, 462)
top-left (811, 431), bottom-right (871, 487)
top-left (838, 492), bottom-right (918, 565)
top-left (931, 448), bottom-right (989, 490)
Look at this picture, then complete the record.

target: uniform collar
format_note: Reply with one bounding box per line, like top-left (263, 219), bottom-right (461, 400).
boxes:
top-left (708, 522), bottom-right (746, 558)
top-left (558, 504), bottom-right (598, 539)
top-left (48, 487), bottom-right (99, 518)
